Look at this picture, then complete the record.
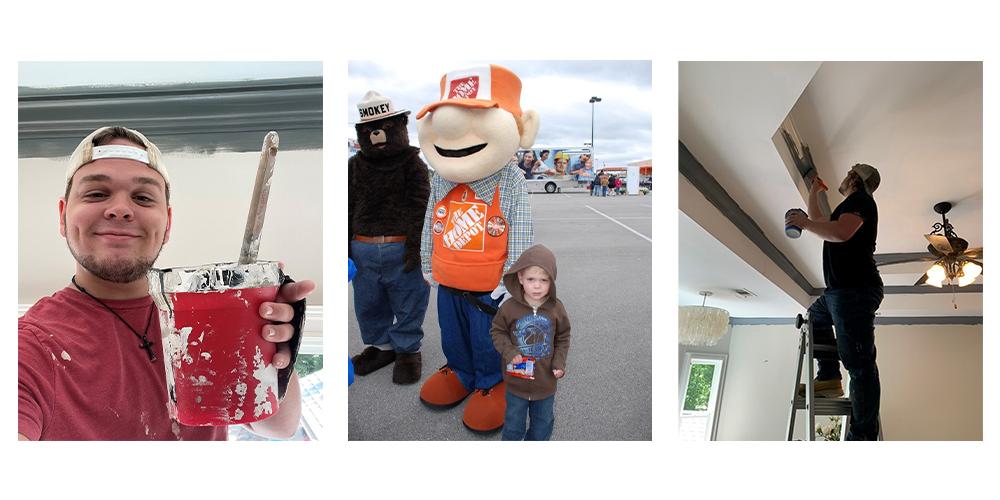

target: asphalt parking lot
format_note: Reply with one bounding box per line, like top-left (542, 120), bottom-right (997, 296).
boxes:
top-left (348, 191), bottom-right (653, 440)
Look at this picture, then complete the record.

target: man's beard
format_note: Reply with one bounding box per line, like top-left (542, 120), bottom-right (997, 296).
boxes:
top-left (68, 244), bottom-right (162, 284)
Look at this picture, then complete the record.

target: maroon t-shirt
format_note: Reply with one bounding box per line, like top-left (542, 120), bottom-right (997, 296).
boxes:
top-left (18, 287), bottom-right (227, 441)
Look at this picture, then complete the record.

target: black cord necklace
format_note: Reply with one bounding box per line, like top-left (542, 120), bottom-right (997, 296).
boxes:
top-left (71, 276), bottom-right (158, 362)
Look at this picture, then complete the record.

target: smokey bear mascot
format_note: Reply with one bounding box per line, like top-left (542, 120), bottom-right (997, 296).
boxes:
top-left (348, 90), bottom-right (430, 385)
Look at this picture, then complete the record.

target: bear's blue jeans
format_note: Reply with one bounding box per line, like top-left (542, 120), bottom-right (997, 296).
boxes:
top-left (351, 241), bottom-right (428, 353)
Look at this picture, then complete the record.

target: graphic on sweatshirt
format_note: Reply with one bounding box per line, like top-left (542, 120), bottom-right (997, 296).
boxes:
top-left (514, 313), bottom-right (553, 358)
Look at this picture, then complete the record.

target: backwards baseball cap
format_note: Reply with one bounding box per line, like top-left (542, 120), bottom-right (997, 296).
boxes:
top-left (356, 90), bottom-right (410, 123)
top-left (850, 163), bottom-right (880, 193)
top-left (416, 64), bottom-right (523, 120)
top-left (67, 126), bottom-right (170, 187)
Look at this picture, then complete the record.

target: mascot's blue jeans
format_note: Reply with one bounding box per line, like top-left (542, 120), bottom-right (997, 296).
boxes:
top-left (351, 241), bottom-right (428, 354)
top-left (437, 288), bottom-right (502, 391)
top-left (807, 286), bottom-right (884, 441)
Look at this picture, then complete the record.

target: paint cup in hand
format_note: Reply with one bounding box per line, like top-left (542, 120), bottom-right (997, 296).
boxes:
top-left (785, 208), bottom-right (807, 239)
top-left (148, 261), bottom-right (283, 426)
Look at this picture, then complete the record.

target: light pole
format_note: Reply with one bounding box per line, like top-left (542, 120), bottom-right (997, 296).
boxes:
top-left (589, 96), bottom-right (601, 162)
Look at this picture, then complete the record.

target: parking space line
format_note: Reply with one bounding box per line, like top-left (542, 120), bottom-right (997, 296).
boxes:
top-left (585, 205), bottom-right (652, 243)
top-left (535, 216), bottom-right (651, 221)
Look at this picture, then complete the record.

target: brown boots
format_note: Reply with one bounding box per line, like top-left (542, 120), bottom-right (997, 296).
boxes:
top-left (393, 352), bottom-right (422, 385)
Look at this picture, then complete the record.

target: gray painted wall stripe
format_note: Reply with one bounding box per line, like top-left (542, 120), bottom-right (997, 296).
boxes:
top-left (730, 316), bottom-right (983, 326)
top-left (679, 141), bottom-right (981, 297)
top-left (19, 77), bottom-right (322, 157)
top-left (679, 141), bottom-right (816, 296)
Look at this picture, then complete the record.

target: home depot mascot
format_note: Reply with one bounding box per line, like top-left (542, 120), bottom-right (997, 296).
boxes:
top-left (417, 65), bottom-right (538, 432)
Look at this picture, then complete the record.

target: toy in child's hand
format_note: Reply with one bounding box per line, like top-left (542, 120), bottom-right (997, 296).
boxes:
top-left (506, 356), bottom-right (536, 380)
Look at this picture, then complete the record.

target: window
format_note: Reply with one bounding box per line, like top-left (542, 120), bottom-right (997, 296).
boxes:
top-left (679, 354), bottom-right (726, 441)
top-left (228, 330), bottom-right (324, 441)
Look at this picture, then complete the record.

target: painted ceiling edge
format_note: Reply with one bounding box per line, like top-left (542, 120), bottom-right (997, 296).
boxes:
top-left (679, 140), bottom-right (815, 297)
top-left (730, 317), bottom-right (983, 326)
top-left (18, 77), bottom-right (323, 158)
top-left (678, 141), bottom-right (980, 297)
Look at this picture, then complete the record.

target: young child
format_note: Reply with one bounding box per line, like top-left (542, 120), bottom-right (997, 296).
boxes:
top-left (490, 244), bottom-right (571, 441)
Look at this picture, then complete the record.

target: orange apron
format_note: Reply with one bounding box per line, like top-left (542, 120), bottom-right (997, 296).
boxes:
top-left (431, 184), bottom-right (508, 292)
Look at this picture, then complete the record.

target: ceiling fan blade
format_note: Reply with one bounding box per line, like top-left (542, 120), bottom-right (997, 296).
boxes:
top-left (913, 272), bottom-right (930, 286)
top-left (925, 234), bottom-right (953, 254)
top-left (964, 247), bottom-right (983, 259)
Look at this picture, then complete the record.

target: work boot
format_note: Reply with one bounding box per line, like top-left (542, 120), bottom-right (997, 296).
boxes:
top-left (463, 381), bottom-right (507, 433)
top-left (392, 352), bottom-right (422, 385)
top-left (419, 365), bottom-right (471, 408)
top-left (797, 378), bottom-right (845, 398)
top-left (351, 346), bottom-right (396, 376)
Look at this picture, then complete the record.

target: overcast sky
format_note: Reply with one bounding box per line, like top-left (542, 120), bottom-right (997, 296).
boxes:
top-left (348, 60), bottom-right (652, 166)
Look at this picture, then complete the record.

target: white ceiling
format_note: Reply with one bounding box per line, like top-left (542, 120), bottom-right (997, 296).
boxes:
top-left (679, 61), bottom-right (982, 318)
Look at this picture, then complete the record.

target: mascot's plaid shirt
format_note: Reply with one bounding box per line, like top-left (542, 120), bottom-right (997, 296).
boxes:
top-left (420, 160), bottom-right (533, 284)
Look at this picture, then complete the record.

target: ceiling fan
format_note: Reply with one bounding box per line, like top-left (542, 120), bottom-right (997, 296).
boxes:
top-left (877, 202), bottom-right (983, 287)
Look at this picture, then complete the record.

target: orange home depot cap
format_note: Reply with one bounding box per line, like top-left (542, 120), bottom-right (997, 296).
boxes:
top-left (416, 64), bottom-right (523, 120)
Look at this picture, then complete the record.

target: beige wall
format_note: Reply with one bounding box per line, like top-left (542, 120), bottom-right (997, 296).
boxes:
top-left (716, 323), bottom-right (982, 441)
top-left (18, 149), bottom-right (323, 305)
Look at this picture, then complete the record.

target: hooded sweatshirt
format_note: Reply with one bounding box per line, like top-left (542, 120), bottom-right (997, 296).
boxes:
top-left (490, 244), bottom-right (571, 400)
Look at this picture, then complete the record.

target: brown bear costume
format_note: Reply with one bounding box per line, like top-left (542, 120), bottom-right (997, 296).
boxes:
top-left (348, 91), bottom-right (430, 385)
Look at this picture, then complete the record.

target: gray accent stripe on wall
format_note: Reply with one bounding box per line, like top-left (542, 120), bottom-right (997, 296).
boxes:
top-left (679, 141), bottom-right (815, 296)
top-left (730, 316), bottom-right (983, 326)
top-left (19, 77), bottom-right (323, 158)
top-left (679, 141), bottom-right (982, 297)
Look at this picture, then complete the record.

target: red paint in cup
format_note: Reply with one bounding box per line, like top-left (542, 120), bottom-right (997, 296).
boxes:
top-left (149, 262), bottom-right (283, 426)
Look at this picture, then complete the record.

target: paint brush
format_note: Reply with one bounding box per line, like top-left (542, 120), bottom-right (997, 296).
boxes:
top-left (238, 131), bottom-right (279, 265)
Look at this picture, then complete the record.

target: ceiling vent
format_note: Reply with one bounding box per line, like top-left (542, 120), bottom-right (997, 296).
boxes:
top-left (733, 288), bottom-right (757, 299)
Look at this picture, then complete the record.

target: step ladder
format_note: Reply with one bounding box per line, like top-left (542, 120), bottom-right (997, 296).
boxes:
top-left (785, 313), bottom-right (882, 441)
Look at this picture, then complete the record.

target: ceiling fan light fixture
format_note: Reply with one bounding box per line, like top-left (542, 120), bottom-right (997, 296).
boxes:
top-left (926, 263), bottom-right (947, 282)
top-left (958, 261), bottom-right (982, 287)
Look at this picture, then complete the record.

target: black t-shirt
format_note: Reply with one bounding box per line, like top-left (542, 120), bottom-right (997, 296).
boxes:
top-left (822, 191), bottom-right (883, 289)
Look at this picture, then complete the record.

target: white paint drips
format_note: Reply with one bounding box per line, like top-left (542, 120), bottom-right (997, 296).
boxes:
top-left (251, 345), bottom-right (277, 418)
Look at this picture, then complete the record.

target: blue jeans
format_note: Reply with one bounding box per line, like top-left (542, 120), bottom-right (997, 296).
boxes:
top-left (501, 392), bottom-right (555, 441)
top-left (437, 288), bottom-right (503, 390)
top-left (807, 286), bottom-right (884, 440)
top-left (350, 241), bottom-right (429, 353)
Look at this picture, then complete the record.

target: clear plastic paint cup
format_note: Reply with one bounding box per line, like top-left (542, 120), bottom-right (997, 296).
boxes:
top-left (785, 208), bottom-right (806, 238)
top-left (148, 261), bottom-right (283, 426)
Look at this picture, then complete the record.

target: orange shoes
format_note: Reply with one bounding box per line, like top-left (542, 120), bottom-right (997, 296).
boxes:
top-left (462, 381), bottom-right (506, 433)
top-left (420, 366), bottom-right (471, 408)
top-left (419, 366), bottom-right (506, 433)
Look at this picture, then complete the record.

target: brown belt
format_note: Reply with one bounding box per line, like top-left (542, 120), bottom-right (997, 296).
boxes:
top-left (353, 235), bottom-right (406, 243)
